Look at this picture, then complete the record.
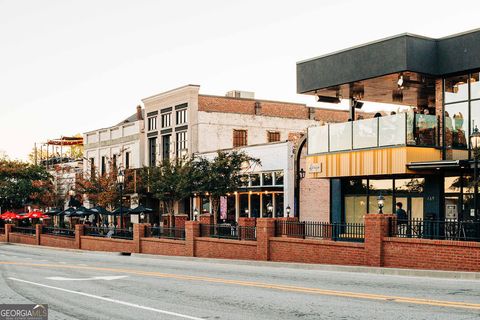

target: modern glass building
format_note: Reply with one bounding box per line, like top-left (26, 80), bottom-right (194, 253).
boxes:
top-left (299, 29), bottom-right (480, 224)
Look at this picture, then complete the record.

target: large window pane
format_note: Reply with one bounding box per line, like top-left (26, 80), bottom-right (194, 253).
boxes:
top-left (250, 193), bottom-right (260, 218)
top-left (274, 193), bottom-right (284, 217)
top-left (445, 74), bottom-right (469, 103)
top-left (239, 194), bottom-right (249, 217)
top-left (445, 102), bottom-right (468, 148)
top-left (353, 118), bottom-right (378, 149)
top-left (262, 193), bottom-right (273, 217)
top-left (344, 179), bottom-right (368, 194)
top-left (368, 195), bottom-right (393, 214)
top-left (369, 179), bottom-right (393, 213)
top-left (329, 122), bottom-right (352, 151)
top-left (395, 178), bottom-right (424, 193)
top-left (444, 176), bottom-right (461, 193)
top-left (415, 114), bottom-right (437, 146)
top-left (274, 171), bottom-right (284, 186)
top-left (262, 172), bottom-right (273, 186)
top-left (250, 174), bottom-right (260, 186)
top-left (379, 113), bottom-right (406, 146)
top-left (470, 100), bottom-right (480, 134)
top-left (470, 73), bottom-right (480, 100)
top-left (308, 125), bottom-right (329, 154)
top-left (345, 196), bottom-right (367, 223)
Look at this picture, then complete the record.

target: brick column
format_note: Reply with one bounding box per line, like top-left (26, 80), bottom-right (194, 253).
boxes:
top-left (75, 224), bottom-right (85, 249)
top-left (364, 214), bottom-right (394, 267)
top-left (256, 218), bottom-right (275, 261)
top-left (185, 221), bottom-right (200, 257)
top-left (133, 223), bottom-right (147, 253)
top-left (35, 224), bottom-right (42, 245)
top-left (238, 217), bottom-right (256, 240)
top-left (5, 224), bottom-right (13, 242)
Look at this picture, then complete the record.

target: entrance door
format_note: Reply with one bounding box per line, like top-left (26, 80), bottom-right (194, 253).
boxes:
top-left (395, 196), bottom-right (424, 219)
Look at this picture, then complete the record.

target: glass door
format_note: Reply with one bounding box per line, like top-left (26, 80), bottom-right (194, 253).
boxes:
top-left (395, 196), bottom-right (423, 219)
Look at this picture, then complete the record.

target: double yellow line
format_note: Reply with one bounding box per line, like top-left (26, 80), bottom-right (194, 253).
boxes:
top-left (1, 261), bottom-right (480, 311)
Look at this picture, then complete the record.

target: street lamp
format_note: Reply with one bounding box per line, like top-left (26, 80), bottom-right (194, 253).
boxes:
top-left (377, 193), bottom-right (385, 214)
top-left (470, 125), bottom-right (480, 218)
top-left (266, 202), bottom-right (273, 218)
top-left (244, 208), bottom-right (249, 217)
top-left (193, 208), bottom-right (198, 221)
top-left (117, 169), bottom-right (125, 229)
top-left (299, 168), bottom-right (306, 179)
top-left (286, 205), bottom-right (291, 217)
top-left (140, 212), bottom-right (145, 222)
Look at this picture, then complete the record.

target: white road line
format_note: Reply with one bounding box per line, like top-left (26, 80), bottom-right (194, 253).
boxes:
top-left (9, 278), bottom-right (204, 320)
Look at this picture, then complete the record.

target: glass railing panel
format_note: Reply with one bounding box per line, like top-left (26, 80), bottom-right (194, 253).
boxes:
top-left (329, 122), bottom-right (352, 151)
top-left (353, 118), bottom-right (378, 149)
top-left (412, 114), bottom-right (437, 147)
top-left (307, 125), bottom-right (329, 154)
top-left (379, 113), bottom-right (406, 146)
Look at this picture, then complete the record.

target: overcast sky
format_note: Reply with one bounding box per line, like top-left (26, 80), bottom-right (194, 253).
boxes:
top-left (1, 0), bottom-right (480, 160)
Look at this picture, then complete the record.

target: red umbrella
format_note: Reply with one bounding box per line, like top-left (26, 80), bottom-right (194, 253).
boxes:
top-left (0, 212), bottom-right (22, 220)
top-left (22, 211), bottom-right (49, 219)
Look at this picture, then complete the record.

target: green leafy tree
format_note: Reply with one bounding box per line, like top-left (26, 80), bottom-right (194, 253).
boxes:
top-left (193, 151), bottom-right (260, 225)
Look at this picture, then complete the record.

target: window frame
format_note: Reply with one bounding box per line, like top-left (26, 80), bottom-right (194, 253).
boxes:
top-left (233, 129), bottom-right (248, 147)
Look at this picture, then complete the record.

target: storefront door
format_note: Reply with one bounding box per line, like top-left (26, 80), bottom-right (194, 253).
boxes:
top-left (395, 196), bottom-right (424, 219)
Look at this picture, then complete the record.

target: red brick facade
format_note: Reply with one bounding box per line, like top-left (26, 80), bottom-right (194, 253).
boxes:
top-left (2, 215), bottom-right (480, 272)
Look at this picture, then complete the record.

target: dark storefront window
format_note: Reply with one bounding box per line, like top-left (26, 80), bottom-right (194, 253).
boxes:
top-left (239, 194), bottom-right (249, 217)
top-left (274, 171), bottom-right (284, 186)
top-left (250, 174), bottom-right (260, 187)
top-left (148, 137), bottom-right (157, 167)
top-left (262, 172), bottom-right (273, 186)
top-left (162, 135), bottom-right (171, 161)
top-left (275, 193), bottom-right (284, 217)
top-left (262, 193), bottom-right (273, 217)
top-left (227, 195), bottom-right (236, 222)
top-left (250, 193), bottom-right (260, 218)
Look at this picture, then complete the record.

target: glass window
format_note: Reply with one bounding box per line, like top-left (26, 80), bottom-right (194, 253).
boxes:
top-left (344, 179), bottom-right (368, 194)
top-left (250, 174), bottom-right (260, 187)
top-left (176, 109), bottom-right (187, 125)
top-left (267, 131), bottom-right (280, 143)
top-left (162, 135), bottom-right (171, 161)
top-left (308, 125), bottom-right (329, 154)
top-left (239, 174), bottom-right (249, 187)
top-left (368, 179), bottom-right (393, 214)
top-left (274, 193), bottom-right (284, 217)
top-left (345, 196), bottom-right (367, 223)
top-left (262, 172), bottom-right (273, 186)
top-left (227, 195), bottom-right (236, 222)
top-left (445, 74), bottom-right (469, 103)
top-left (148, 137), bottom-right (157, 167)
top-left (176, 131), bottom-right (187, 157)
top-left (125, 152), bottom-right (130, 169)
top-left (445, 102), bottom-right (468, 148)
top-left (161, 113), bottom-right (171, 128)
top-left (368, 195), bottom-right (393, 214)
top-left (233, 130), bottom-right (247, 147)
top-left (379, 113), bottom-right (406, 146)
top-left (395, 178), bottom-right (425, 193)
top-left (444, 176), bottom-right (461, 193)
top-left (470, 100), bottom-right (480, 134)
top-left (201, 196), bottom-right (210, 214)
top-left (250, 193), bottom-right (260, 218)
top-left (274, 171), bottom-right (284, 186)
top-left (148, 116), bottom-right (157, 131)
top-left (471, 73), bottom-right (480, 100)
top-left (239, 194), bottom-right (249, 217)
top-left (262, 193), bottom-right (273, 218)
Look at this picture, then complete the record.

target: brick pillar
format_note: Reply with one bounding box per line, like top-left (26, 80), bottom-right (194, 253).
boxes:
top-left (5, 224), bottom-right (13, 242)
top-left (199, 214), bottom-right (213, 225)
top-left (364, 214), bottom-right (394, 267)
top-left (75, 224), bottom-right (85, 249)
top-left (238, 217), bottom-right (256, 240)
top-left (174, 214), bottom-right (188, 227)
top-left (185, 221), bottom-right (200, 257)
top-left (35, 224), bottom-right (42, 245)
top-left (133, 223), bottom-right (147, 253)
top-left (256, 218), bottom-right (275, 261)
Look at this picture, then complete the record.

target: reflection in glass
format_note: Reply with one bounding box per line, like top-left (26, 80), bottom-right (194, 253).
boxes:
top-left (201, 196), bottom-right (210, 214)
top-left (275, 193), bottom-right (284, 217)
top-left (262, 172), bottom-right (273, 186)
top-left (353, 118), bottom-right (377, 149)
top-left (369, 179), bottom-right (393, 193)
top-left (274, 171), bottom-right (284, 186)
top-left (445, 102), bottom-right (468, 148)
top-left (345, 196), bottom-right (367, 223)
top-left (470, 73), bottom-right (480, 100)
top-left (344, 179), bottom-right (368, 194)
top-left (444, 176), bottom-right (461, 193)
top-left (329, 122), bottom-right (352, 151)
top-left (395, 178), bottom-right (425, 193)
top-left (250, 174), bottom-right (260, 186)
top-left (470, 100), bottom-right (480, 136)
top-left (368, 196), bottom-right (393, 214)
top-left (445, 74), bottom-right (469, 103)
top-left (415, 114), bottom-right (437, 146)
top-left (262, 193), bottom-right (273, 217)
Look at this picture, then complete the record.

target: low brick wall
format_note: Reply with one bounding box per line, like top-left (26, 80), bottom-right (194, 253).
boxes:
top-left (9, 233), bottom-right (36, 246)
top-left (80, 236), bottom-right (135, 253)
top-left (383, 237), bottom-right (480, 272)
top-left (0, 234), bottom-right (6, 242)
top-left (140, 238), bottom-right (186, 256)
top-left (195, 237), bottom-right (257, 260)
top-left (40, 234), bottom-right (76, 250)
top-left (269, 237), bottom-right (366, 265)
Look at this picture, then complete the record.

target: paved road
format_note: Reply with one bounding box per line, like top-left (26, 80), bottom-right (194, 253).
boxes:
top-left (0, 244), bottom-right (480, 320)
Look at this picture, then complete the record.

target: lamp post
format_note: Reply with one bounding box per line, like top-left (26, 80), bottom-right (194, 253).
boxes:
top-left (117, 169), bottom-right (125, 229)
top-left (286, 205), bottom-right (291, 217)
top-left (470, 126), bottom-right (480, 218)
top-left (193, 208), bottom-right (198, 221)
top-left (377, 193), bottom-right (385, 214)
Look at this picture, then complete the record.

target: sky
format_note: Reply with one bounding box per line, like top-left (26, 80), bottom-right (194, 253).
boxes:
top-left (1, 0), bottom-right (480, 160)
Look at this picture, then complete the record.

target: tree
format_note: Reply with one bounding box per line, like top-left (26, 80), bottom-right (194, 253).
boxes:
top-left (141, 159), bottom-right (194, 223)
top-left (193, 151), bottom-right (260, 225)
top-left (0, 159), bottom-right (52, 210)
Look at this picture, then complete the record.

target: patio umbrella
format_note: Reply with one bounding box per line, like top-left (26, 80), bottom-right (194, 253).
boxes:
top-left (22, 211), bottom-right (49, 219)
top-left (90, 205), bottom-right (112, 215)
top-left (74, 206), bottom-right (95, 217)
top-left (111, 206), bottom-right (131, 215)
top-left (45, 208), bottom-right (62, 215)
top-left (128, 205), bottom-right (153, 215)
top-left (0, 212), bottom-right (22, 220)
top-left (59, 207), bottom-right (80, 217)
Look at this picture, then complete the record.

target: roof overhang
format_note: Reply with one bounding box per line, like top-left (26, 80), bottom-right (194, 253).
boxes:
top-left (297, 29), bottom-right (480, 95)
top-left (407, 160), bottom-right (469, 170)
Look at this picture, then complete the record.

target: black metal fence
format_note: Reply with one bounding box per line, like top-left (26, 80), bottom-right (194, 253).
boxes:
top-left (84, 226), bottom-right (133, 240)
top-left (146, 226), bottom-right (185, 240)
top-left (200, 224), bottom-right (257, 241)
top-left (275, 221), bottom-right (365, 243)
top-left (389, 218), bottom-right (480, 242)
top-left (11, 226), bottom-right (36, 236)
top-left (42, 226), bottom-right (75, 238)
top-left (0, 228), bottom-right (4, 235)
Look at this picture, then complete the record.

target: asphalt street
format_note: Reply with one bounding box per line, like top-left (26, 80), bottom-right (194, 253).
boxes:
top-left (0, 243), bottom-right (479, 320)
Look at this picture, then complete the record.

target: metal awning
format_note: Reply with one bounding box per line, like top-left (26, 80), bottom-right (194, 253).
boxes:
top-left (407, 160), bottom-right (468, 170)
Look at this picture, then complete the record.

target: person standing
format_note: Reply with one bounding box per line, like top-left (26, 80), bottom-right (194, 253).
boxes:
top-left (395, 202), bottom-right (408, 236)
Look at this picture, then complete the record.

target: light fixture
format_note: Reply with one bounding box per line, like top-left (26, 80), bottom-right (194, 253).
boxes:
top-left (353, 100), bottom-right (364, 109)
top-left (286, 205), bottom-right (291, 217)
top-left (267, 202), bottom-right (273, 213)
top-left (377, 194), bottom-right (385, 214)
top-left (470, 125), bottom-right (480, 149)
top-left (140, 212), bottom-right (145, 220)
top-left (397, 74), bottom-right (404, 88)
top-left (317, 95), bottom-right (341, 104)
top-left (193, 208), bottom-right (199, 221)
top-left (116, 169), bottom-right (125, 185)
top-left (299, 168), bottom-right (306, 179)
top-left (245, 208), bottom-right (249, 215)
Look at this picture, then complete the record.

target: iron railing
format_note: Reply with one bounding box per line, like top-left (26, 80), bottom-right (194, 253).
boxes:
top-left (275, 221), bottom-right (365, 243)
top-left (146, 226), bottom-right (185, 240)
top-left (389, 218), bottom-right (480, 242)
top-left (84, 226), bottom-right (133, 240)
top-left (0, 228), bottom-right (5, 235)
top-left (200, 224), bottom-right (257, 241)
top-left (11, 226), bottom-right (36, 236)
top-left (42, 226), bottom-right (75, 238)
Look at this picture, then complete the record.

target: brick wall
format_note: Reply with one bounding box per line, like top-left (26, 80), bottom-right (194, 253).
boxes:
top-left (195, 237), bottom-right (257, 260)
top-left (8, 233), bottom-right (36, 246)
top-left (80, 236), bottom-right (136, 253)
top-left (40, 234), bottom-right (76, 250)
top-left (140, 238), bottom-right (186, 256)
